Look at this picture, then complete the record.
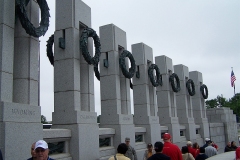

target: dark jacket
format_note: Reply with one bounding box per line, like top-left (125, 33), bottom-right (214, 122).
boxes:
top-left (224, 145), bottom-right (234, 152)
top-left (147, 153), bottom-right (171, 160)
top-left (195, 153), bottom-right (208, 160)
top-left (0, 149), bottom-right (3, 160)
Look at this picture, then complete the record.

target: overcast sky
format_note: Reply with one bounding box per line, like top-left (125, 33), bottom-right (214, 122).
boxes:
top-left (39, 0), bottom-right (240, 121)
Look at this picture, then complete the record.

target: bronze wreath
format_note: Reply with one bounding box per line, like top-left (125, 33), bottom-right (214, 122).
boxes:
top-left (94, 63), bottom-right (100, 81)
top-left (186, 79), bottom-right (195, 96)
top-left (148, 64), bottom-right (162, 87)
top-left (119, 50), bottom-right (136, 79)
top-left (200, 84), bottom-right (208, 99)
top-left (46, 34), bottom-right (54, 66)
top-left (130, 79), bottom-right (133, 89)
top-left (80, 28), bottom-right (101, 65)
top-left (169, 73), bottom-right (181, 92)
top-left (15, 0), bottom-right (50, 37)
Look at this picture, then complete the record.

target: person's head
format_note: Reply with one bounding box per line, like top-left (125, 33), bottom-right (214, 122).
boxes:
top-left (205, 138), bottom-right (210, 144)
top-left (162, 133), bottom-right (171, 142)
top-left (125, 137), bottom-right (130, 146)
top-left (35, 140), bottom-right (49, 160)
top-left (227, 141), bottom-right (231, 147)
top-left (181, 146), bottom-right (189, 154)
top-left (231, 141), bottom-right (236, 147)
top-left (186, 141), bottom-right (192, 147)
top-left (193, 142), bottom-right (199, 149)
top-left (31, 142), bottom-right (37, 159)
top-left (154, 141), bottom-right (164, 153)
top-left (207, 140), bottom-right (213, 146)
top-left (147, 143), bottom-right (153, 151)
top-left (199, 147), bottom-right (205, 153)
top-left (117, 143), bottom-right (128, 154)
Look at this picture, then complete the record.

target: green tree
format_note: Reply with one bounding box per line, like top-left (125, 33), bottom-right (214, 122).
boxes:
top-left (205, 95), bottom-right (228, 108)
top-left (227, 93), bottom-right (240, 116)
top-left (41, 115), bottom-right (48, 124)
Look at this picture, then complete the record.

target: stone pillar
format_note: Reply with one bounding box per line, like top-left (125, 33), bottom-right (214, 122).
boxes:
top-left (52, 1), bottom-right (99, 159)
top-left (174, 64), bottom-right (196, 141)
top-left (99, 24), bottom-right (135, 149)
top-left (0, 0), bottom-right (42, 159)
top-left (132, 43), bottom-right (161, 144)
top-left (155, 55), bottom-right (180, 143)
top-left (189, 71), bottom-right (209, 140)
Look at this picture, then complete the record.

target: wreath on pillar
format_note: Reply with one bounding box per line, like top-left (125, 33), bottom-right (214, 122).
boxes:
top-left (148, 64), bottom-right (162, 87)
top-left (186, 79), bottom-right (195, 96)
top-left (119, 50), bottom-right (136, 79)
top-left (80, 28), bottom-right (101, 65)
top-left (46, 34), bottom-right (54, 66)
top-left (15, 0), bottom-right (50, 37)
top-left (169, 73), bottom-right (180, 92)
top-left (200, 84), bottom-right (208, 99)
top-left (94, 63), bottom-right (100, 81)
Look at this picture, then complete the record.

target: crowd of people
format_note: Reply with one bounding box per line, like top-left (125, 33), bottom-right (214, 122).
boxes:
top-left (1, 134), bottom-right (237, 160)
top-left (109, 134), bottom-right (239, 160)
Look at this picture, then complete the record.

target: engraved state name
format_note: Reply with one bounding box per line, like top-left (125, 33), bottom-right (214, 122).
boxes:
top-left (12, 109), bottom-right (35, 116)
top-left (80, 115), bottom-right (96, 120)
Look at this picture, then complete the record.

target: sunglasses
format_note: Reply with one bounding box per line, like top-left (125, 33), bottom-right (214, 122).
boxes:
top-left (35, 149), bottom-right (46, 153)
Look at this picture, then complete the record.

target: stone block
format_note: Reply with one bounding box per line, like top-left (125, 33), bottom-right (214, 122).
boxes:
top-left (54, 58), bottom-right (80, 92)
top-left (189, 71), bottom-right (203, 84)
top-left (0, 0), bottom-right (15, 27)
top-left (134, 104), bottom-right (150, 122)
top-left (56, 0), bottom-right (91, 30)
top-left (120, 77), bottom-right (131, 101)
top-left (14, 37), bottom-right (39, 80)
top-left (53, 110), bottom-right (97, 124)
top-left (132, 43), bottom-right (153, 65)
top-left (100, 75), bottom-right (120, 100)
top-left (1, 121), bottom-right (42, 160)
top-left (155, 55), bottom-right (173, 74)
top-left (174, 64), bottom-right (189, 80)
top-left (175, 80), bottom-right (187, 95)
top-left (0, 102), bottom-right (40, 122)
top-left (132, 64), bottom-right (149, 86)
top-left (101, 99), bottom-right (121, 115)
top-left (54, 28), bottom-right (82, 61)
top-left (80, 93), bottom-right (94, 111)
top-left (29, 80), bottom-right (39, 106)
top-left (133, 84), bottom-right (150, 105)
top-left (0, 72), bottom-right (13, 102)
top-left (13, 79), bottom-right (29, 104)
top-left (54, 91), bottom-right (81, 112)
top-left (0, 24), bottom-right (14, 73)
top-left (80, 63), bottom-right (94, 93)
top-left (100, 24), bottom-right (127, 52)
top-left (100, 51), bottom-right (120, 76)
top-left (157, 74), bottom-right (171, 91)
top-left (157, 90), bottom-right (171, 107)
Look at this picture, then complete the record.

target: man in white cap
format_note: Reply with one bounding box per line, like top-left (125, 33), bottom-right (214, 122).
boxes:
top-left (34, 140), bottom-right (54, 160)
top-left (202, 138), bottom-right (210, 149)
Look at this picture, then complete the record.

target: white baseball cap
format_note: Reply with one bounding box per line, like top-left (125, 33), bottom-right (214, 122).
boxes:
top-left (35, 140), bottom-right (48, 150)
top-left (205, 138), bottom-right (210, 141)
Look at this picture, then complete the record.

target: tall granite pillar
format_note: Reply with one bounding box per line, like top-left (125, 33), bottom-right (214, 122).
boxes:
top-left (174, 65), bottom-right (196, 141)
top-left (99, 24), bottom-right (135, 149)
top-left (132, 43), bottom-right (161, 144)
top-left (155, 55), bottom-right (180, 143)
top-left (0, 0), bottom-right (42, 159)
top-left (189, 71), bottom-right (209, 140)
top-left (52, 1), bottom-right (99, 159)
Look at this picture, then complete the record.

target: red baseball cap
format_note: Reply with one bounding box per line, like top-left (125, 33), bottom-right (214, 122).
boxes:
top-left (163, 133), bottom-right (171, 140)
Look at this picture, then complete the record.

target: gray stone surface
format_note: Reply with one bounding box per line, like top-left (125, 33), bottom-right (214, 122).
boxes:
top-left (0, 0), bottom-right (15, 28)
top-left (174, 64), bottom-right (196, 141)
top-left (155, 55), bottom-right (181, 143)
top-left (56, 0), bottom-right (91, 30)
